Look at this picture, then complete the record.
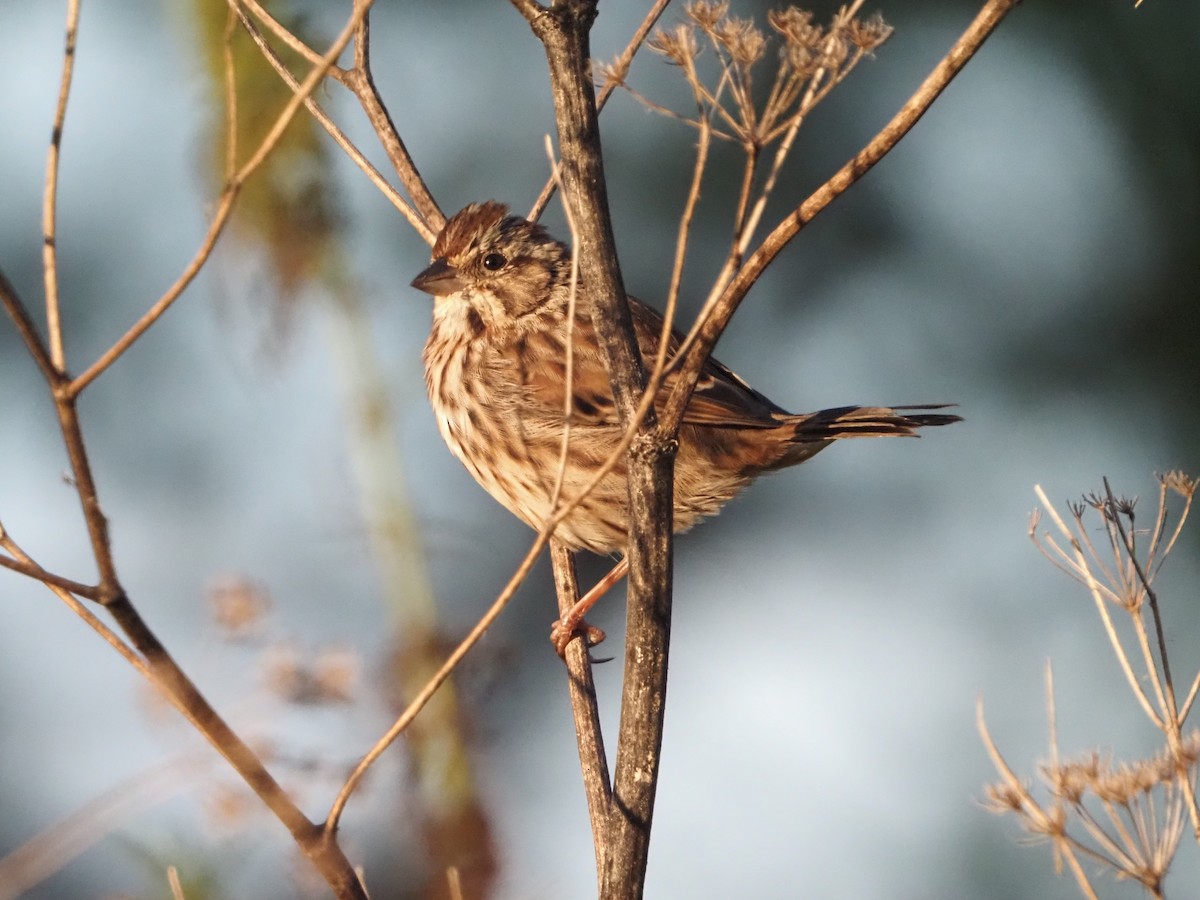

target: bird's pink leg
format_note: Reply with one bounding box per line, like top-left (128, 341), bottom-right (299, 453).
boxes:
top-left (551, 556), bottom-right (630, 655)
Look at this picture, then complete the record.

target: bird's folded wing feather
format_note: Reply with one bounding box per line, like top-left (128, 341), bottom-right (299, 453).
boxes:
top-left (507, 296), bottom-right (789, 430)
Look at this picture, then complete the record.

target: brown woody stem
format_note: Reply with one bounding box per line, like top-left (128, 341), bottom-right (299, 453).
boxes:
top-left (550, 541), bottom-right (613, 882)
top-left (512, 2), bottom-right (675, 896)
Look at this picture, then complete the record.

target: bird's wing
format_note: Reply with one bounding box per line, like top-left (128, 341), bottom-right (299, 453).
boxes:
top-left (508, 296), bottom-right (788, 430)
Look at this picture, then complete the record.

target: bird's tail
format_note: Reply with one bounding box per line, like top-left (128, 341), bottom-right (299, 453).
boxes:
top-left (765, 404), bottom-right (961, 471)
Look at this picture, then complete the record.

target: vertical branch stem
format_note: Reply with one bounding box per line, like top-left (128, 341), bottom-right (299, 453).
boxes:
top-left (43, 0), bottom-right (82, 372)
top-left (512, 3), bottom-right (675, 896)
top-left (550, 541), bottom-right (612, 882)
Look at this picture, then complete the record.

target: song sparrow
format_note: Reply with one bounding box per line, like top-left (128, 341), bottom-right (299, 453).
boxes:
top-left (413, 201), bottom-right (958, 645)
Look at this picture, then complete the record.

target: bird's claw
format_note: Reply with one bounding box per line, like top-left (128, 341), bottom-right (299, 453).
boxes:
top-left (550, 617), bottom-right (606, 657)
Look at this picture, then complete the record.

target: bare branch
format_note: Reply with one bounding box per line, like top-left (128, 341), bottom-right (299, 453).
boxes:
top-left (230, 1), bottom-right (431, 243)
top-left (0, 523), bottom-right (141, 671)
top-left (0, 554), bottom-right (100, 601)
top-left (234, 0), bottom-right (335, 75)
top-left (342, 7), bottom-right (443, 236)
top-left (230, 0), bottom-right (441, 239)
top-left (42, 0), bottom-right (81, 372)
top-left (70, 0), bottom-right (376, 395)
top-left (325, 524), bottom-right (549, 830)
top-left (661, 0), bottom-right (1021, 434)
top-left (550, 541), bottom-right (612, 882)
top-left (514, 5), bottom-right (675, 895)
top-left (0, 266), bottom-right (57, 385)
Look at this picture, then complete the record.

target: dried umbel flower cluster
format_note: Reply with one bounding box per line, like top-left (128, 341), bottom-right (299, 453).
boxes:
top-left (628, 1), bottom-right (892, 147)
top-left (980, 472), bottom-right (1200, 900)
top-left (982, 733), bottom-right (1200, 897)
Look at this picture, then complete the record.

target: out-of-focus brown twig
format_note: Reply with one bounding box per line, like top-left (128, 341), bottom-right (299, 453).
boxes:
top-left (232, 0), bottom-right (441, 240)
top-left (70, 1), bottom-right (373, 395)
top-left (0, 2), bottom-right (382, 894)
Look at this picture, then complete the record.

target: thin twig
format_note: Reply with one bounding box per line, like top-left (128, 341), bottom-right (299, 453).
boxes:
top-left (1102, 479), bottom-right (1200, 835)
top-left (232, 0), bottom-right (440, 240)
top-left (343, 6), bottom-right (443, 237)
top-left (233, 0), bottom-right (336, 76)
top-left (70, 1), bottom-right (375, 395)
top-left (0, 525), bottom-right (143, 673)
top-left (528, 0), bottom-right (672, 222)
top-left (1180, 672), bottom-right (1200, 723)
top-left (735, 2), bottom-right (869, 258)
top-left (325, 523), bottom-right (550, 829)
top-left (1156, 487), bottom-right (1193, 568)
top-left (540, 152), bottom-right (607, 857)
top-left (0, 554), bottom-right (100, 601)
top-left (543, 138), bottom-right (581, 514)
top-left (976, 699), bottom-right (1101, 900)
top-left (1034, 486), bottom-right (1163, 728)
top-left (16, 4), bottom-right (377, 892)
top-left (1105, 479), bottom-right (1177, 719)
top-left (42, 0), bottom-right (81, 372)
top-left (0, 266), bottom-right (57, 384)
top-left (652, 106), bottom-right (711, 378)
top-left (229, 1), bottom-right (427, 242)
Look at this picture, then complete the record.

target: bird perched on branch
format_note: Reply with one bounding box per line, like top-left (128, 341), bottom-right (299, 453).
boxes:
top-left (413, 201), bottom-right (959, 650)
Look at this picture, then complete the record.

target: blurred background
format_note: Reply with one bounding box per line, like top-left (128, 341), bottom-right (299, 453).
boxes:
top-left (1, 1), bottom-right (1198, 897)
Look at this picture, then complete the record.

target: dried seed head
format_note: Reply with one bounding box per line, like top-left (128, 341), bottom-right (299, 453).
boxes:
top-left (649, 24), bottom-right (699, 66)
top-left (1093, 761), bottom-right (1144, 805)
top-left (1045, 752), bottom-right (1101, 804)
top-left (685, 0), bottom-right (729, 33)
top-left (714, 16), bottom-right (765, 66)
top-left (982, 780), bottom-right (1028, 813)
top-left (1158, 469), bottom-right (1198, 498)
top-left (847, 11), bottom-right (894, 54)
top-left (768, 8), bottom-right (820, 46)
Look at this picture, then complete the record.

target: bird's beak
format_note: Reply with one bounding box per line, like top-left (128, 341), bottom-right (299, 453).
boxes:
top-left (411, 258), bottom-right (465, 297)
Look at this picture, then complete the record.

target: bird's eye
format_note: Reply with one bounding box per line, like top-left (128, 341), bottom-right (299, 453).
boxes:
top-left (482, 252), bottom-right (507, 271)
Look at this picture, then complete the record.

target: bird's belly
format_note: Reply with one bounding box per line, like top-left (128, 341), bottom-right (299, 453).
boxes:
top-left (438, 404), bottom-right (755, 554)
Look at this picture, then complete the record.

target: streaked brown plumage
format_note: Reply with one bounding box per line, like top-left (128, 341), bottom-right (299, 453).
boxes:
top-left (413, 201), bottom-right (959, 557)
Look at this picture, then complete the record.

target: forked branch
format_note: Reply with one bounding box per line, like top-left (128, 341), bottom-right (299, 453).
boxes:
top-left (660, 0), bottom-right (1021, 433)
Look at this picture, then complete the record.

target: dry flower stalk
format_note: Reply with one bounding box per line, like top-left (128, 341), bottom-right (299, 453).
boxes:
top-left (980, 472), bottom-right (1200, 899)
top-left (598, 1), bottom-right (894, 346)
top-left (630, 1), bottom-right (891, 148)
